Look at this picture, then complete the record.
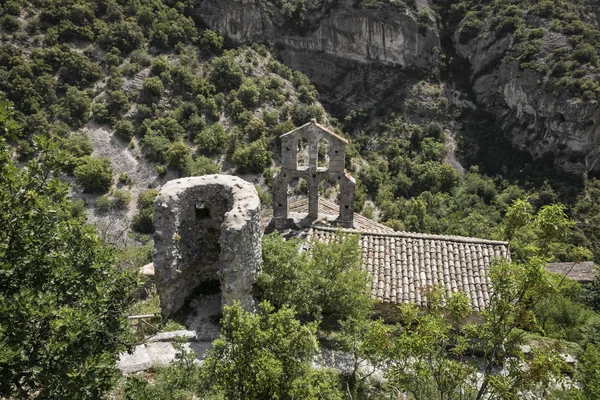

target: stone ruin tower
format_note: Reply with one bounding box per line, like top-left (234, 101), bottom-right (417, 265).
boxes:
top-left (153, 175), bottom-right (262, 319)
top-left (273, 120), bottom-right (356, 227)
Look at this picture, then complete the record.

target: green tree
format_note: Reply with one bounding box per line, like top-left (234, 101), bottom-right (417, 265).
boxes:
top-left (0, 137), bottom-right (138, 398)
top-left (210, 56), bottom-right (243, 92)
top-left (258, 232), bottom-right (372, 322)
top-left (200, 301), bottom-right (342, 400)
top-left (74, 156), bottom-right (114, 193)
top-left (194, 122), bottom-right (228, 154)
top-left (199, 29), bottom-right (224, 51)
top-left (231, 139), bottom-right (272, 173)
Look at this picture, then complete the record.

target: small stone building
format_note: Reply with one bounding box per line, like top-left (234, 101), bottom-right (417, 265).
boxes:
top-left (272, 120), bottom-right (356, 228)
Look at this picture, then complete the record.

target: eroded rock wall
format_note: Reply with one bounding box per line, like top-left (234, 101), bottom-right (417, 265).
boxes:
top-left (454, 27), bottom-right (600, 174)
top-left (196, 0), bottom-right (440, 68)
top-left (153, 175), bottom-right (262, 319)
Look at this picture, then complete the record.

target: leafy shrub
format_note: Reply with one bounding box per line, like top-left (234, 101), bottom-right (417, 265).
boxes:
top-left (147, 117), bottom-right (185, 141)
top-left (62, 132), bottom-right (93, 159)
top-left (141, 77), bottom-right (164, 99)
top-left (74, 156), bottom-right (114, 193)
top-left (200, 301), bottom-right (343, 400)
top-left (210, 56), bottom-right (244, 92)
top-left (244, 117), bottom-right (268, 141)
top-left (129, 49), bottom-right (151, 67)
top-left (232, 139), bottom-right (272, 173)
top-left (96, 195), bottom-right (112, 210)
top-left (97, 21), bottom-right (144, 54)
top-left (199, 29), bottom-right (224, 51)
top-left (67, 200), bottom-right (86, 218)
top-left (459, 12), bottom-right (484, 44)
top-left (106, 90), bottom-right (130, 115)
top-left (237, 81), bottom-right (260, 107)
top-left (3, 1), bottom-right (20, 16)
top-left (184, 155), bottom-right (220, 177)
top-left (195, 122), bottom-right (228, 154)
top-left (138, 189), bottom-right (160, 209)
top-left (58, 86), bottom-right (91, 127)
top-left (132, 189), bottom-right (159, 234)
top-left (111, 189), bottom-right (132, 209)
top-left (291, 102), bottom-right (323, 126)
top-left (118, 173), bottom-right (131, 185)
top-left (142, 130), bottom-right (171, 162)
top-left (165, 141), bottom-right (192, 172)
top-left (1, 15), bottom-right (21, 32)
top-left (92, 101), bottom-right (112, 124)
top-left (573, 44), bottom-right (598, 64)
top-left (150, 55), bottom-right (170, 76)
top-left (258, 232), bottom-right (372, 322)
top-left (114, 120), bottom-right (134, 140)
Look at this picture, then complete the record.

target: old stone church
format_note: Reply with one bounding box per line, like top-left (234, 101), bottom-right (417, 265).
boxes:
top-left (151, 120), bottom-right (510, 321)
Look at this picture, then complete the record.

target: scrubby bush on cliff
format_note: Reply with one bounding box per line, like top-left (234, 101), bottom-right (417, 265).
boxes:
top-left (195, 122), bottom-right (228, 155)
top-left (74, 156), bottom-right (114, 193)
top-left (210, 56), bottom-right (244, 93)
top-left (132, 189), bottom-right (159, 234)
top-left (232, 139), bottom-right (272, 173)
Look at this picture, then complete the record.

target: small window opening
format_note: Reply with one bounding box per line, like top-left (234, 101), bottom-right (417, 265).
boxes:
top-left (195, 203), bottom-right (210, 219)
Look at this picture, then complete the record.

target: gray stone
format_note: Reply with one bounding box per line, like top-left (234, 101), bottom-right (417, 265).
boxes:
top-left (147, 330), bottom-right (197, 343)
top-left (153, 175), bottom-right (262, 319)
top-left (272, 120), bottom-right (356, 228)
top-left (117, 341), bottom-right (213, 374)
top-left (195, 0), bottom-right (440, 69)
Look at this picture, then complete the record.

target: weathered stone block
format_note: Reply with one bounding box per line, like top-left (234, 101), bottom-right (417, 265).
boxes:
top-left (153, 175), bottom-right (261, 319)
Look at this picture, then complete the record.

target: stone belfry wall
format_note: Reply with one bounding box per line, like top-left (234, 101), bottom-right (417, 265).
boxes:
top-left (153, 175), bottom-right (262, 319)
top-left (272, 120), bottom-right (355, 227)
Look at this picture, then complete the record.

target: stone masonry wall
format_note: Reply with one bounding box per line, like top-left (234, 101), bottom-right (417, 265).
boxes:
top-left (153, 175), bottom-right (262, 319)
top-left (273, 120), bottom-right (356, 227)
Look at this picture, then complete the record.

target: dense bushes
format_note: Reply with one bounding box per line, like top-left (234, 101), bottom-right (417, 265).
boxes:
top-left (132, 189), bottom-right (159, 234)
top-left (74, 156), bottom-right (113, 193)
top-left (258, 232), bottom-right (372, 323)
top-left (210, 55), bottom-right (244, 92)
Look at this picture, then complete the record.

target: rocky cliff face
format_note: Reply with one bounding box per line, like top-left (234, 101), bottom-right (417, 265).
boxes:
top-left (196, 0), bottom-right (440, 68)
top-left (454, 29), bottom-right (600, 174)
top-left (196, 0), bottom-right (600, 174)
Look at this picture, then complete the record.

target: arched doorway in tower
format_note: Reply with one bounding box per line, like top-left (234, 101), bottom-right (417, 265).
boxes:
top-left (287, 177), bottom-right (309, 216)
top-left (318, 138), bottom-right (330, 169)
top-left (297, 137), bottom-right (309, 168)
top-left (319, 177), bottom-right (341, 220)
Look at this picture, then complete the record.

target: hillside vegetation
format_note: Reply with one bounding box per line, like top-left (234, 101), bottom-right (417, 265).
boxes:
top-left (3, 0), bottom-right (600, 398)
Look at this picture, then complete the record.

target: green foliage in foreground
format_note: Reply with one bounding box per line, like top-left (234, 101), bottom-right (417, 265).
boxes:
top-left (201, 301), bottom-right (343, 400)
top-left (122, 302), bottom-right (342, 400)
top-left (0, 137), bottom-right (138, 399)
top-left (258, 232), bottom-right (373, 323)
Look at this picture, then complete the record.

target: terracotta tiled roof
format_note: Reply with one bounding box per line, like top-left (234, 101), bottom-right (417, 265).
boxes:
top-left (546, 261), bottom-right (596, 282)
top-left (306, 226), bottom-right (511, 312)
top-left (289, 198), bottom-right (394, 233)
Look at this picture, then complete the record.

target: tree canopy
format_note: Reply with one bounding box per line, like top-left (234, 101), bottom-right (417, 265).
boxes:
top-left (0, 128), bottom-right (138, 398)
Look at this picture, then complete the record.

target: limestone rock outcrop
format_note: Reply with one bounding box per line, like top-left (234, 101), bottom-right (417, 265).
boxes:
top-left (454, 28), bottom-right (600, 174)
top-left (153, 175), bottom-right (262, 319)
top-left (195, 0), bottom-right (440, 69)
